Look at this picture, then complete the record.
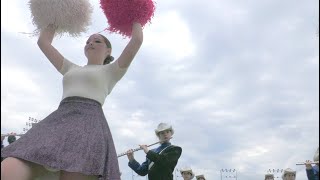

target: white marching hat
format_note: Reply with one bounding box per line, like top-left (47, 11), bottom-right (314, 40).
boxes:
top-left (196, 174), bottom-right (206, 180)
top-left (265, 173), bottom-right (274, 179)
top-left (180, 167), bottom-right (195, 179)
top-left (282, 168), bottom-right (296, 179)
top-left (154, 123), bottom-right (174, 136)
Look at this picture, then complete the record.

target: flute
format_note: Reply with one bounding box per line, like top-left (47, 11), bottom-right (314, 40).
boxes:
top-left (1, 134), bottom-right (24, 137)
top-left (117, 137), bottom-right (173, 158)
top-left (296, 161), bottom-right (319, 165)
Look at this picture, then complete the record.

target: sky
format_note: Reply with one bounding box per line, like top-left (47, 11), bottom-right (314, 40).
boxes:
top-left (1, 0), bottom-right (319, 179)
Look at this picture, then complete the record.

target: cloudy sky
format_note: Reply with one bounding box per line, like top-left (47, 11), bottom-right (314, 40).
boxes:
top-left (1, 0), bottom-right (319, 179)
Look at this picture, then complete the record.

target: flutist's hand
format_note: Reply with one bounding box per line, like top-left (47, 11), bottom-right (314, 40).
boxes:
top-left (305, 160), bottom-right (313, 169)
top-left (139, 145), bottom-right (149, 154)
top-left (126, 149), bottom-right (135, 162)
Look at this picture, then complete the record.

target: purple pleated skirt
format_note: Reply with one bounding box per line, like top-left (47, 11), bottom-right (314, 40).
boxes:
top-left (1, 96), bottom-right (121, 180)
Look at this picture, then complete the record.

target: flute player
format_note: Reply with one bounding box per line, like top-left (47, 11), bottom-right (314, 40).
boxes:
top-left (305, 147), bottom-right (319, 180)
top-left (126, 123), bottom-right (182, 180)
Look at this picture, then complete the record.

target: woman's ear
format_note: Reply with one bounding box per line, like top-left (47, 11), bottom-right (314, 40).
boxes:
top-left (105, 48), bottom-right (112, 57)
top-left (107, 48), bottom-right (112, 54)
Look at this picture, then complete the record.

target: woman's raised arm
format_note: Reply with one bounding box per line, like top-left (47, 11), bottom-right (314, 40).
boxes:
top-left (116, 22), bottom-right (143, 68)
top-left (37, 24), bottom-right (64, 71)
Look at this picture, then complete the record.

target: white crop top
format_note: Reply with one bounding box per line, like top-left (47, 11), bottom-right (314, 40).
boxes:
top-left (59, 58), bottom-right (127, 105)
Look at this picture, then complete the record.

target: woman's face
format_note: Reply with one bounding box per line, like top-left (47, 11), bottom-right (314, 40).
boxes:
top-left (284, 173), bottom-right (295, 180)
top-left (84, 34), bottom-right (111, 63)
top-left (182, 172), bottom-right (192, 180)
top-left (158, 130), bottom-right (172, 142)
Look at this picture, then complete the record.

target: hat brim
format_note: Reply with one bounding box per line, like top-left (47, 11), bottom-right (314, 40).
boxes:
top-left (155, 128), bottom-right (174, 136)
top-left (180, 170), bottom-right (195, 179)
top-left (282, 171), bottom-right (296, 179)
top-left (196, 175), bottom-right (206, 180)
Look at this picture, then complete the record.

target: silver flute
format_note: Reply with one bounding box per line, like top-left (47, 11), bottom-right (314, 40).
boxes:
top-left (117, 137), bottom-right (173, 158)
top-left (296, 161), bottom-right (319, 165)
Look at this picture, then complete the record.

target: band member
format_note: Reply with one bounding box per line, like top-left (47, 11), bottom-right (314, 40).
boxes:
top-left (126, 123), bottom-right (182, 180)
top-left (180, 167), bottom-right (195, 180)
top-left (282, 168), bottom-right (296, 180)
top-left (305, 147), bottom-right (319, 180)
top-left (196, 174), bottom-right (206, 180)
top-left (265, 173), bottom-right (274, 180)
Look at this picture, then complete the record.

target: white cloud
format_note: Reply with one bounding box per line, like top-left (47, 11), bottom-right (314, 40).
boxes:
top-left (144, 10), bottom-right (196, 61)
top-left (1, 1), bottom-right (33, 33)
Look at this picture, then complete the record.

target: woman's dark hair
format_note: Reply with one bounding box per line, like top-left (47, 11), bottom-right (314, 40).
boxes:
top-left (98, 34), bottom-right (115, 65)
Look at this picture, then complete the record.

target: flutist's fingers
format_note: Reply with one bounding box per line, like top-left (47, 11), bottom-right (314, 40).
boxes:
top-left (139, 145), bottom-right (149, 154)
top-left (305, 160), bottom-right (313, 169)
top-left (126, 149), bottom-right (135, 161)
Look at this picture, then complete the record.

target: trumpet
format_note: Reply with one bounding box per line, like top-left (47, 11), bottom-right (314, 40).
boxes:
top-left (117, 137), bottom-right (173, 158)
top-left (1, 134), bottom-right (24, 137)
top-left (296, 161), bottom-right (319, 165)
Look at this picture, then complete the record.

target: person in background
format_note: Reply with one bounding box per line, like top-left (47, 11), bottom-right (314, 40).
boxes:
top-left (305, 147), bottom-right (319, 180)
top-left (196, 174), bottom-right (206, 180)
top-left (1, 136), bottom-right (4, 149)
top-left (7, 133), bottom-right (17, 145)
top-left (265, 173), bottom-right (274, 180)
top-left (282, 168), bottom-right (296, 180)
top-left (1, 135), bottom-right (4, 162)
top-left (1, 133), bottom-right (16, 162)
top-left (180, 167), bottom-right (195, 180)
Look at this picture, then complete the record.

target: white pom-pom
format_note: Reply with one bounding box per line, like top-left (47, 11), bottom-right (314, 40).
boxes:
top-left (29, 0), bottom-right (93, 37)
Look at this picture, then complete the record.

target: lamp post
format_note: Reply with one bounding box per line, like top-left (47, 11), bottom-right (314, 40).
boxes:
top-left (267, 168), bottom-right (283, 179)
top-left (220, 169), bottom-right (237, 180)
top-left (23, 117), bottom-right (41, 134)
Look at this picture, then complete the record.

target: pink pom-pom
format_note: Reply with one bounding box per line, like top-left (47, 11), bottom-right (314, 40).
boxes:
top-left (100, 0), bottom-right (156, 37)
